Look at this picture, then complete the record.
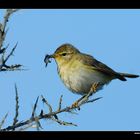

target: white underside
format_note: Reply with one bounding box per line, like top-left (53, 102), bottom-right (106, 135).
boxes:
top-left (58, 64), bottom-right (111, 95)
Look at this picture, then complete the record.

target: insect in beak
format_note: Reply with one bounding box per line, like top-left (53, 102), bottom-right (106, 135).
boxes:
top-left (44, 54), bottom-right (54, 67)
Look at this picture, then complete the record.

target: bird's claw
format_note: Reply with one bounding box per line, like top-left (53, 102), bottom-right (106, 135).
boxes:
top-left (71, 101), bottom-right (80, 110)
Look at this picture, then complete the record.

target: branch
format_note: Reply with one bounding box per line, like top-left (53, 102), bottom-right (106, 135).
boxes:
top-left (3, 42), bottom-right (18, 64)
top-left (0, 113), bottom-right (8, 129)
top-left (0, 92), bottom-right (102, 131)
top-left (0, 43), bottom-right (22, 71)
top-left (0, 9), bottom-right (23, 72)
top-left (0, 9), bottom-right (19, 50)
top-left (12, 84), bottom-right (19, 128)
top-left (31, 96), bottom-right (39, 118)
top-left (51, 117), bottom-right (77, 126)
top-left (41, 95), bottom-right (53, 113)
top-left (58, 95), bottom-right (63, 111)
top-left (18, 123), bottom-right (36, 131)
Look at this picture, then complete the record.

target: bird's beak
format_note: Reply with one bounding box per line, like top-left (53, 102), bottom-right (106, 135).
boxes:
top-left (49, 54), bottom-right (55, 58)
top-left (49, 53), bottom-right (59, 59)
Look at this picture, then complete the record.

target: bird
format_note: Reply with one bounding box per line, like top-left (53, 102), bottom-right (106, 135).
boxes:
top-left (44, 43), bottom-right (139, 106)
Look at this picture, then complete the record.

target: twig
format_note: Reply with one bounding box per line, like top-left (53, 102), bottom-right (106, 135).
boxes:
top-left (2, 9), bottom-right (19, 34)
top-left (1, 91), bottom-right (102, 131)
top-left (0, 95), bottom-right (100, 131)
top-left (0, 42), bottom-right (22, 71)
top-left (0, 9), bottom-right (19, 50)
top-left (34, 117), bottom-right (43, 131)
top-left (51, 117), bottom-right (77, 126)
top-left (86, 97), bottom-right (103, 104)
top-left (0, 113), bottom-right (8, 129)
top-left (18, 123), bottom-right (35, 131)
top-left (58, 95), bottom-right (63, 111)
top-left (12, 84), bottom-right (19, 128)
top-left (0, 65), bottom-right (23, 71)
top-left (41, 95), bottom-right (53, 113)
top-left (31, 97), bottom-right (43, 131)
top-left (0, 9), bottom-right (22, 72)
top-left (3, 42), bottom-right (18, 64)
top-left (31, 96), bottom-right (39, 118)
top-left (0, 44), bottom-right (8, 63)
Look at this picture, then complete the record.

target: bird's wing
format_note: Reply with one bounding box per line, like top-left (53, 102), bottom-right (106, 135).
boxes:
top-left (80, 53), bottom-right (126, 81)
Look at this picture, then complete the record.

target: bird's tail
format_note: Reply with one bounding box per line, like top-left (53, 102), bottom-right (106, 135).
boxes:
top-left (117, 72), bottom-right (139, 81)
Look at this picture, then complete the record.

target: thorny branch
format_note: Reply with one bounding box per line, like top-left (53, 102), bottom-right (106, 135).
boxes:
top-left (0, 113), bottom-right (8, 129)
top-left (0, 85), bottom-right (102, 131)
top-left (58, 95), bottom-right (63, 111)
top-left (0, 9), bottom-right (19, 50)
top-left (12, 84), bottom-right (19, 128)
top-left (0, 9), bottom-right (22, 72)
top-left (31, 96), bottom-right (39, 118)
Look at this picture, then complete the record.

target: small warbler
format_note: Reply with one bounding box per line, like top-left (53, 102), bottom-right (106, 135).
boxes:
top-left (44, 43), bottom-right (139, 97)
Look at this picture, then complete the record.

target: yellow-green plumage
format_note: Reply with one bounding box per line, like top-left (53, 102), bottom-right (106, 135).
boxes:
top-left (56, 53), bottom-right (112, 95)
top-left (49, 43), bottom-right (139, 95)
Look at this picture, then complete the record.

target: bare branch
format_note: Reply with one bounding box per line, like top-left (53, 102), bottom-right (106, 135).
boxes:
top-left (4, 42), bottom-right (18, 64)
top-left (31, 96), bottom-right (39, 118)
top-left (41, 95), bottom-right (53, 113)
top-left (0, 9), bottom-right (19, 50)
top-left (85, 97), bottom-right (103, 104)
top-left (0, 93), bottom-right (101, 131)
top-left (58, 95), bottom-right (63, 111)
top-left (0, 82), bottom-right (102, 131)
top-left (12, 84), bottom-right (19, 128)
top-left (51, 117), bottom-right (77, 126)
top-left (18, 123), bottom-right (35, 131)
top-left (34, 117), bottom-right (43, 131)
top-left (0, 9), bottom-right (22, 72)
top-left (0, 113), bottom-right (8, 129)
top-left (0, 42), bottom-right (22, 71)
top-left (2, 9), bottom-right (19, 33)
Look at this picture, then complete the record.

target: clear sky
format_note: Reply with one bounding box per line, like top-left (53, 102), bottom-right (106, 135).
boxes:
top-left (0, 9), bottom-right (140, 131)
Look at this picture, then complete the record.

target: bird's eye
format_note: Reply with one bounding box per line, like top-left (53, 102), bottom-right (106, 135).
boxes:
top-left (61, 53), bottom-right (67, 56)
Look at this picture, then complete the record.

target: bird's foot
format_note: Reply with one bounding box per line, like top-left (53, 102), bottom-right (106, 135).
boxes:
top-left (71, 95), bottom-right (86, 110)
top-left (71, 101), bottom-right (80, 110)
top-left (71, 82), bottom-right (101, 110)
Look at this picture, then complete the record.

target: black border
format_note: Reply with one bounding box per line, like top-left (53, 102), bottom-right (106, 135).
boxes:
top-left (0, 0), bottom-right (140, 138)
top-left (0, 0), bottom-right (140, 8)
top-left (0, 131), bottom-right (140, 139)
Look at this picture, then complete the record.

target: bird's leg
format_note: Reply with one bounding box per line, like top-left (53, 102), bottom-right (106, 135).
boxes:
top-left (71, 95), bottom-right (86, 110)
top-left (71, 82), bottom-right (101, 109)
top-left (90, 82), bottom-right (101, 94)
top-left (78, 82), bottom-right (100, 103)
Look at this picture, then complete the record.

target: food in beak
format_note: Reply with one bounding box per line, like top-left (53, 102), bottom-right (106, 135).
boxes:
top-left (44, 54), bottom-right (52, 67)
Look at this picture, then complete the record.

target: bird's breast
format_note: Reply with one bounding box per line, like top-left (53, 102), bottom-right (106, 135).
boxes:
top-left (57, 60), bottom-right (111, 95)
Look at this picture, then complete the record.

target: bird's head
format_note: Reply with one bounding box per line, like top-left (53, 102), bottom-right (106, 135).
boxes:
top-left (49, 43), bottom-right (80, 65)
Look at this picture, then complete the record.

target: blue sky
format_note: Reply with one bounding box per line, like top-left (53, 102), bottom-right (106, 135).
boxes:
top-left (0, 9), bottom-right (139, 131)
